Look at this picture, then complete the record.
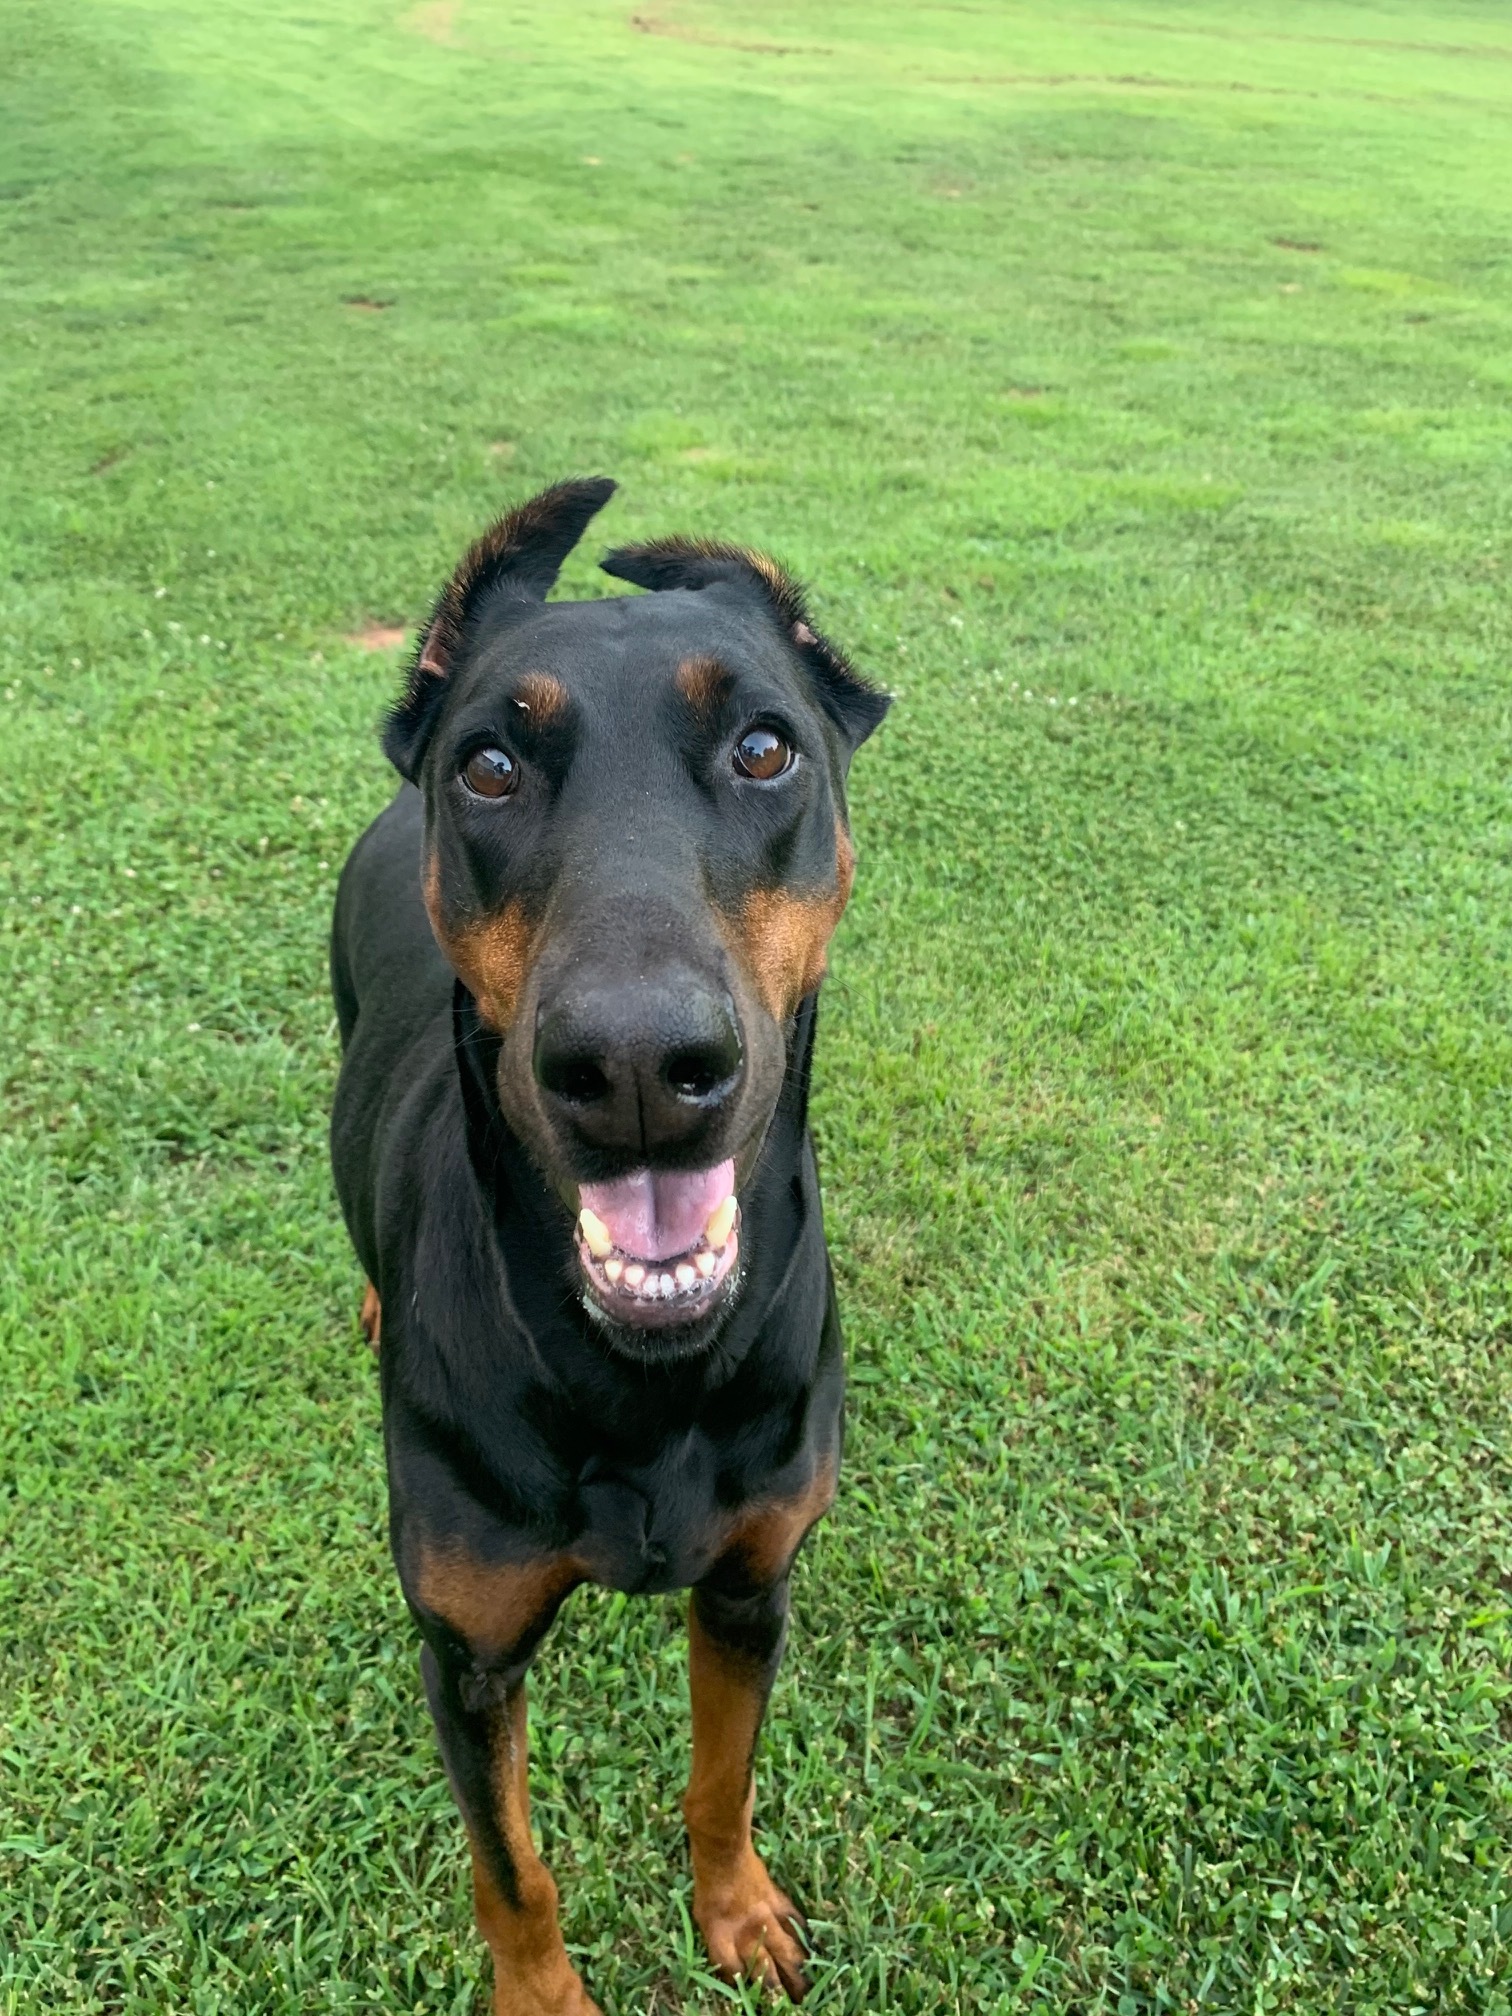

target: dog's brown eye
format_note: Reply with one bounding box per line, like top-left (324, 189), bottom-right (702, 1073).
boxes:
top-left (461, 747), bottom-right (518, 799)
top-left (733, 726), bottom-right (794, 781)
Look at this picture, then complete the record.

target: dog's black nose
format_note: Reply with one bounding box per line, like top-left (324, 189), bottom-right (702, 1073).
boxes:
top-left (533, 975), bottom-right (744, 1154)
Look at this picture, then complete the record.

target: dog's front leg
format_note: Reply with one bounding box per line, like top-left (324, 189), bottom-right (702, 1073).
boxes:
top-left (684, 1573), bottom-right (810, 2001)
top-left (420, 1612), bottom-right (599, 2016)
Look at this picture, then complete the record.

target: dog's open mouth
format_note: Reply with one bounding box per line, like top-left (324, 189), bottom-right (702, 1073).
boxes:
top-left (576, 1160), bottom-right (740, 1329)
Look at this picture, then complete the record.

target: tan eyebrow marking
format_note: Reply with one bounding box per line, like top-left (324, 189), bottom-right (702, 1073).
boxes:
top-left (512, 671), bottom-right (568, 722)
top-left (675, 654), bottom-right (733, 712)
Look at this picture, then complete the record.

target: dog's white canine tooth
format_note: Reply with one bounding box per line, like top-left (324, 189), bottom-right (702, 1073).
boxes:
top-left (695, 1249), bottom-right (717, 1278)
top-left (623, 1263), bottom-right (645, 1289)
top-left (675, 1262), bottom-right (696, 1290)
top-left (705, 1195), bottom-right (737, 1250)
top-left (578, 1207), bottom-right (614, 1260)
top-left (603, 1257), bottom-right (623, 1284)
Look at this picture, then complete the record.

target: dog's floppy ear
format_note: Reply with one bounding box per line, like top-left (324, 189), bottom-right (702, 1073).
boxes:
top-left (600, 535), bottom-right (891, 751)
top-left (384, 476), bottom-right (616, 781)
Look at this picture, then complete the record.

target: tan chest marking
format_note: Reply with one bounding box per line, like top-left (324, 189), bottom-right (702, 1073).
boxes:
top-left (415, 1546), bottom-right (584, 1662)
top-left (721, 1455), bottom-right (838, 1585)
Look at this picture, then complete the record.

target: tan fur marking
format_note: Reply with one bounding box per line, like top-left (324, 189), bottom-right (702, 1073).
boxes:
top-left (723, 821), bottom-right (855, 1023)
top-left (425, 852), bottom-right (539, 1033)
top-left (468, 1684), bottom-right (601, 2014)
top-left (680, 1461), bottom-right (833, 1993)
top-left (747, 550), bottom-right (789, 598)
top-left (513, 670), bottom-right (568, 722)
top-left (834, 822), bottom-right (856, 909)
top-left (725, 1455), bottom-right (837, 1585)
top-left (415, 1547), bottom-right (583, 1662)
top-left (676, 653), bottom-right (731, 711)
top-left (685, 1609), bottom-right (810, 1997)
top-left (359, 1280), bottom-right (381, 1355)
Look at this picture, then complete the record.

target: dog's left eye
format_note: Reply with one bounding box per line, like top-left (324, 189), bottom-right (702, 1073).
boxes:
top-left (733, 726), bottom-right (795, 781)
top-left (461, 747), bottom-right (518, 799)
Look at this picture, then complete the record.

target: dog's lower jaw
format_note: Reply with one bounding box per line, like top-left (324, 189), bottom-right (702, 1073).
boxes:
top-left (578, 1246), bottom-right (748, 1362)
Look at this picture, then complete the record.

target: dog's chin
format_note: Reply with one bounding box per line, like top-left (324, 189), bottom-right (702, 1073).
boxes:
top-left (580, 1247), bottom-right (746, 1362)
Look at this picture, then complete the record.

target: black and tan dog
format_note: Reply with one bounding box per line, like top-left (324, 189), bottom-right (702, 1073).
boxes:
top-left (330, 478), bottom-right (888, 2013)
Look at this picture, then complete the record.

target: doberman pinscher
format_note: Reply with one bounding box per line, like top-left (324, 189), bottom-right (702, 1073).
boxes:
top-left (329, 478), bottom-right (888, 2012)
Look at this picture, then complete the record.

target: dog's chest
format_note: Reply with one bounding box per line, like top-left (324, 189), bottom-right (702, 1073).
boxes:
top-left (572, 1433), bottom-right (727, 1594)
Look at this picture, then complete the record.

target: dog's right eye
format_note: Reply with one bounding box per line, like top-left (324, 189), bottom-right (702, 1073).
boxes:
top-left (733, 726), bottom-right (795, 782)
top-left (460, 747), bottom-right (518, 799)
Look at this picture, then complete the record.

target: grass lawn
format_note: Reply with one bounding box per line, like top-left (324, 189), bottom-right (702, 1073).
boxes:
top-left (4, 1), bottom-right (1512, 2009)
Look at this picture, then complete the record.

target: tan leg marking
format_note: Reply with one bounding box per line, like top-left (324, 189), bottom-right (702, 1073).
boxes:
top-left (682, 1460), bottom-right (835, 2000)
top-left (358, 1280), bottom-right (381, 1354)
top-left (470, 1684), bottom-right (602, 2016)
top-left (685, 1610), bottom-right (809, 2001)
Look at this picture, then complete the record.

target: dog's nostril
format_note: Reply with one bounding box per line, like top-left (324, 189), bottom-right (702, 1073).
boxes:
top-left (544, 1056), bottom-right (612, 1105)
top-left (663, 1048), bottom-right (727, 1101)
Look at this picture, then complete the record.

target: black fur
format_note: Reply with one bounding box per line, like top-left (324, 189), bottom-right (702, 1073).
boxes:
top-left (329, 480), bottom-right (887, 2004)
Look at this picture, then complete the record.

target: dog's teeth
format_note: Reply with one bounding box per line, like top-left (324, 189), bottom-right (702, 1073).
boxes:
top-left (675, 1262), bottom-right (696, 1290)
top-left (695, 1249), bottom-right (717, 1278)
top-left (603, 1257), bottom-right (623, 1284)
top-left (659, 1272), bottom-right (675, 1297)
top-left (623, 1263), bottom-right (645, 1290)
top-left (705, 1195), bottom-right (738, 1249)
top-left (578, 1207), bottom-right (614, 1260)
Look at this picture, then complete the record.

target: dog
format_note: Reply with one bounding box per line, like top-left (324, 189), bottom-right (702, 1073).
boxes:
top-left (329, 478), bottom-right (888, 2012)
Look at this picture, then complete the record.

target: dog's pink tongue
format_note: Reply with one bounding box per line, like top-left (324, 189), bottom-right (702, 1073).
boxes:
top-left (579, 1161), bottom-right (734, 1263)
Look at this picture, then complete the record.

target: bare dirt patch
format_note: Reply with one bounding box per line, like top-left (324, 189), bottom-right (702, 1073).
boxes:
top-left (1094, 16), bottom-right (1512, 63)
top-left (630, 11), bottom-right (827, 56)
top-left (1273, 237), bottom-right (1323, 252)
top-left (930, 70), bottom-right (1312, 98)
top-left (343, 296), bottom-right (393, 312)
top-left (405, 0), bottom-right (457, 45)
top-left (344, 623), bottom-right (409, 652)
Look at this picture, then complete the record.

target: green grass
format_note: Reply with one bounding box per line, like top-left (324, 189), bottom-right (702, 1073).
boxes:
top-left (4, 1), bottom-right (1512, 2008)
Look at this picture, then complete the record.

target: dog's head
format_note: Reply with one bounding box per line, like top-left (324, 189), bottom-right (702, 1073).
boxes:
top-left (385, 478), bottom-right (888, 1355)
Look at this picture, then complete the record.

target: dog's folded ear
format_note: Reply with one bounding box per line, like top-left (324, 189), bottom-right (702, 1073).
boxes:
top-left (600, 535), bottom-right (891, 752)
top-left (384, 477), bottom-right (616, 781)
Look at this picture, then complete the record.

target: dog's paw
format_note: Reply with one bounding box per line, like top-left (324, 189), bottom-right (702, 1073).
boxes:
top-left (695, 1854), bottom-right (809, 2001)
top-left (491, 1966), bottom-right (601, 2016)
